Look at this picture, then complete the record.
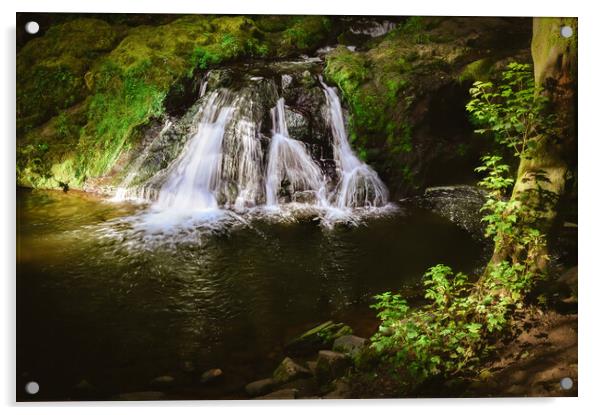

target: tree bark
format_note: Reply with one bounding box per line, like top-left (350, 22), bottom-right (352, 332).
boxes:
top-left (488, 17), bottom-right (577, 272)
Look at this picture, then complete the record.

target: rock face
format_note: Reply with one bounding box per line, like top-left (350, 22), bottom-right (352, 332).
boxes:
top-left (285, 321), bottom-right (353, 355)
top-left (333, 335), bottom-right (368, 357)
top-left (273, 357), bottom-right (312, 385)
top-left (324, 16), bottom-right (532, 197)
top-left (315, 350), bottom-right (351, 384)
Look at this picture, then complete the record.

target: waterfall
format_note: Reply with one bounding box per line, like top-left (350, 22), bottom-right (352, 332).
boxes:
top-left (265, 98), bottom-right (328, 207)
top-left (154, 90), bottom-right (235, 211)
top-left (319, 77), bottom-right (389, 208)
top-left (117, 72), bottom-right (390, 226)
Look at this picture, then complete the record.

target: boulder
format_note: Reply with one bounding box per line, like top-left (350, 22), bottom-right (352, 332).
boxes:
top-left (273, 357), bottom-right (311, 384)
top-left (245, 378), bottom-right (275, 397)
top-left (333, 335), bottom-right (368, 357)
top-left (200, 368), bottom-right (223, 384)
top-left (254, 388), bottom-right (298, 400)
top-left (285, 321), bottom-right (353, 355)
top-left (315, 350), bottom-right (351, 384)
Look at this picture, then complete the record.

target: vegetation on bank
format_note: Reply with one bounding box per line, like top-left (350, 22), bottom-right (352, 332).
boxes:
top-left (359, 59), bottom-right (573, 392)
top-left (17, 15), bottom-right (333, 189)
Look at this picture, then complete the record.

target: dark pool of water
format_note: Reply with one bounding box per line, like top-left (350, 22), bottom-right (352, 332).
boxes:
top-left (16, 189), bottom-right (486, 401)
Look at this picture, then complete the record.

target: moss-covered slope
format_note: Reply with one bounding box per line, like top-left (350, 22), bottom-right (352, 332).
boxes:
top-left (17, 15), bottom-right (333, 190)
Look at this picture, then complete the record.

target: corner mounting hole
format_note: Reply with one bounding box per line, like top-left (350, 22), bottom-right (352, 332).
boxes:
top-left (561, 26), bottom-right (573, 38)
top-left (560, 377), bottom-right (573, 390)
top-left (25, 381), bottom-right (39, 395)
top-left (25, 21), bottom-right (40, 35)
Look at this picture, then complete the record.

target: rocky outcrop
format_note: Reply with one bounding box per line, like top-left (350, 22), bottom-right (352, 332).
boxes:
top-left (324, 17), bottom-right (532, 197)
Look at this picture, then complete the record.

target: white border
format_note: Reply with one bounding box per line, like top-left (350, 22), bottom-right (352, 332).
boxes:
top-left (2, 1), bottom-right (600, 414)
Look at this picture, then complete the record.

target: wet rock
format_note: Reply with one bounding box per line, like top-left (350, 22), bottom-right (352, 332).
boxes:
top-left (201, 368), bottom-right (223, 384)
top-left (333, 335), bottom-right (367, 357)
top-left (285, 108), bottom-right (310, 141)
top-left (245, 378), bottom-right (275, 397)
top-left (281, 74), bottom-right (293, 90)
top-left (151, 375), bottom-right (175, 389)
top-left (285, 321), bottom-right (353, 355)
top-left (254, 388), bottom-right (298, 400)
top-left (315, 350), bottom-right (351, 384)
top-left (115, 391), bottom-right (166, 401)
top-left (409, 185), bottom-right (488, 241)
top-left (273, 357), bottom-right (311, 384)
top-left (206, 69), bottom-right (234, 91)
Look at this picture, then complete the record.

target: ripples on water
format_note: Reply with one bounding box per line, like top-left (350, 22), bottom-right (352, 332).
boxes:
top-left (17, 189), bottom-right (484, 400)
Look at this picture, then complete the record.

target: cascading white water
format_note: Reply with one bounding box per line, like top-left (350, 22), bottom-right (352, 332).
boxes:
top-left (154, 90), bottom-right (235, 211)
top-left (319, 77), bottom-right (389, 208)
top-left (112, 120), bottom-right (173, 202)
top-left (119, 73), bottom-right (390, 228)
top-left (265, 98), bottom-right (328, 207)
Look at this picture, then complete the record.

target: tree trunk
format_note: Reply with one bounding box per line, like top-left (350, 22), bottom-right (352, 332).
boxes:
top-left (488, 17), bottom-right (577, 272)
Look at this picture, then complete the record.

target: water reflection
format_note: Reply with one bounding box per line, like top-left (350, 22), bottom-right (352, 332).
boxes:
top-left (17, 189), bottom-right (485, 400)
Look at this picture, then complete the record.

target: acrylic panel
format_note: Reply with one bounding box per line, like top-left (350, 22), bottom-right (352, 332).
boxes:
top-left (16, 13), bottom-right (578, 401)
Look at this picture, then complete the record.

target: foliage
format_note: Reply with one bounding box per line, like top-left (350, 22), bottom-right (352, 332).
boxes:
top-left (368, 63), bottom-right (555, 385)
top-left (466, 62), bottom-right (556, 158)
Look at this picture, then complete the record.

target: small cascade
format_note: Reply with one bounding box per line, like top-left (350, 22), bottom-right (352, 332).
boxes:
top-left (319, 77), bottom-right (388, 208)
top-left (115, 67), bottom-right (391, 226)
top-left (265, 98), bottom-right (328, 207)
top-left (112, 120), bottom-right (173, 202)
top-left (154, 90), bottom-right (235, 211)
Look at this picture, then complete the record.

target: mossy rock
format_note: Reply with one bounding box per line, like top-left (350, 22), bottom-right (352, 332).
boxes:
top-left (459, 58), bottom-right (495, 82)
top-left (17, 18), bottom-right (120, 134)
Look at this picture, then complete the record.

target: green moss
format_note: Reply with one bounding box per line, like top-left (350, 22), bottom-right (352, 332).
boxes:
top-left (325, 45), bottom-right (414, 168)
top-left (17, 15), bottom-right (338, 189)
top-left (278, 16), bottom-right (332, 54)
top-left (17, 101), bottom-right (88, 189)
top-left (17, 18), bottom-right (120, 134)
top-left (459, 58), bottom-right (494, 82)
